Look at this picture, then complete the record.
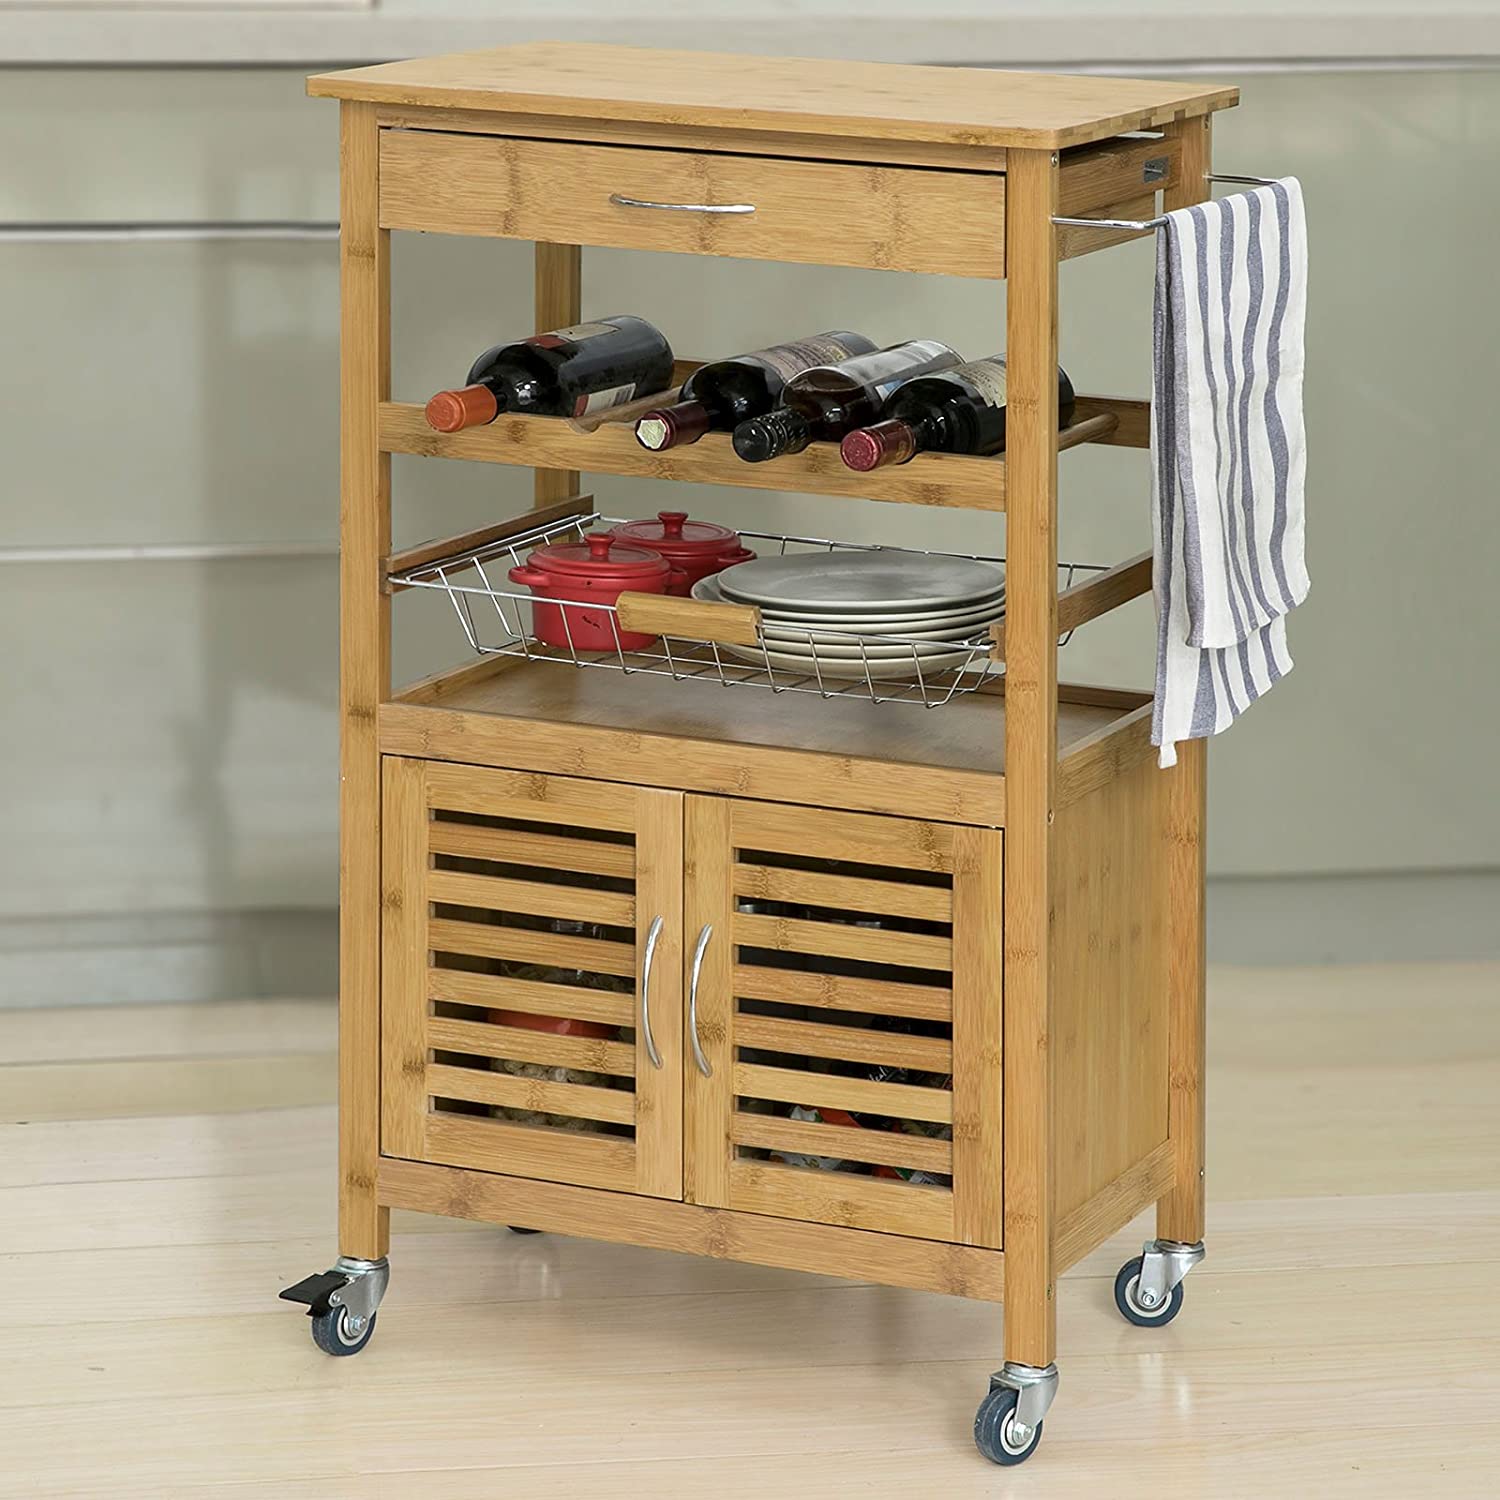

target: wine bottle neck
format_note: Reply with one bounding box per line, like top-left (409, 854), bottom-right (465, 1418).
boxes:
top-left (733, 407), bottom-right (810, 463)
top-left (907, 408), bottom-right (944, 447)
top-left (636, 398), bottom-right (711, 451)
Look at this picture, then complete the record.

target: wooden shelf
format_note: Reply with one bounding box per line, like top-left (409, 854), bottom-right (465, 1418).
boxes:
top-left (378, 400), bottom-right (1129, 511)
top-left (380, 655), bottom-right (1149, 826)
top-left (380, 400), bottom-right (1006, 509)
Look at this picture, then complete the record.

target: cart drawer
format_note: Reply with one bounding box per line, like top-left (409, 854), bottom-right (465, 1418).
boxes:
top-left (1057, 134), bottom-right (1182, 217)
top-left (378, 127), bottom-right (1006, 278)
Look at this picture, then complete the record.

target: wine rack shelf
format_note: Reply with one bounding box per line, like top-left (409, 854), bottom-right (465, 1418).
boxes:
top-left (378, 398), bottom-right (1129, 512)
top-left (303, 40), bottom-right (1234, 1467)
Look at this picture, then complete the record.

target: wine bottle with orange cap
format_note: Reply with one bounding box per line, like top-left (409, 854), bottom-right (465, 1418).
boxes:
top-left (424, 316), bottom-right (675, 432)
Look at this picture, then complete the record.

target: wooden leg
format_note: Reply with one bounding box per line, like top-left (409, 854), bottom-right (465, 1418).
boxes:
top-left (338, 100), bottom-right (391, 1261)
top-left (1001, 147), bottom-right (1061, 1370)
top-left (1157, 738), bottom-right (1207, 1242)
top-left (533, 242), bottom-right (582, 505)
top-left (1155, 115), bottom-right (1211, 1248)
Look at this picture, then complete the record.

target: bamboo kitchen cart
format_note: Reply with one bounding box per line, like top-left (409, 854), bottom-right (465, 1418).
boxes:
top-left (284, 46), bottom-right (1239, 1466)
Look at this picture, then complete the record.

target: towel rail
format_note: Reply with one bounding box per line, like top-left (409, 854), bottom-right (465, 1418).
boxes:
top-left (1052, 172), bottom-right (1279, 231)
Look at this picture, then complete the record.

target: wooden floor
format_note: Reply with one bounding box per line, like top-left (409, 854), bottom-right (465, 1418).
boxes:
top-left (1, 963), bottom-right (1497, 1497)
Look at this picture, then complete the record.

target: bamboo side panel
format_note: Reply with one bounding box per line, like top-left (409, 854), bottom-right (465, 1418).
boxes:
top-left (1051, 756), bottom-right (1172, 1222)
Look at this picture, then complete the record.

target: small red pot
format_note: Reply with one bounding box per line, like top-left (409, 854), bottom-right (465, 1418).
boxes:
top-left (508, 532), bottom-right (683, 651)
top-left (487, 1008), bottom-right (615, 1039)
top-left (608, 510), bottom-right (756, 596)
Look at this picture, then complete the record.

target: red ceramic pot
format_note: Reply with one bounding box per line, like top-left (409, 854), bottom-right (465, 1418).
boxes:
top-left (508, 532), bottom-right (682, 652)
top-left (487, 1008), bottom-right (615, 1039)
top-left (608, 510), bottom-right (756, 596)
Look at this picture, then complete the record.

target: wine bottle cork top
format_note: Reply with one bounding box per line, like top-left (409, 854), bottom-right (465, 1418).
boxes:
top-left (636, 416), bottom-right (670, 450)
top-left (839, 428), bottom-right (884, 471)
top-left (635, 399), bottom-right (710, 451)
top-left (425, 383), bottom-right (499, 432)
top-left (840, 419), bottom-right (915, 472)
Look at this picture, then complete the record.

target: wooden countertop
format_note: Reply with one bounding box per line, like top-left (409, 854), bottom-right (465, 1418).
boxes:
top-left (309, 42), bottom-right (1238, 151)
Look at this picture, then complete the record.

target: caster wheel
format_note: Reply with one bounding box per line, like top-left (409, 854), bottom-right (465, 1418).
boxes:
top-left (508, 1225), bottom-right (542, 1235)
top-left (973, 1385), bottom-right (1043, 1466)
top-left (310, 1305), bottom-right (376, 1356)
top-left (1114, 1256), bottom-right (1184, 1326)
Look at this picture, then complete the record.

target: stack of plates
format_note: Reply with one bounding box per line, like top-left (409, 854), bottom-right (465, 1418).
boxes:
top-left (692, 551), bottom-right (1005, 680)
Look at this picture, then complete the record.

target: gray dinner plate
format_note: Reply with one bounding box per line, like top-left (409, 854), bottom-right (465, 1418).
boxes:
top-left (714, 550), bottom-right (1005, 613)
top-left (752, 631), bottom-right (987, 659)
top-left (721, 639), bottom-right (980, 679)
top-left (693, 573), bottom-right (1003, 630)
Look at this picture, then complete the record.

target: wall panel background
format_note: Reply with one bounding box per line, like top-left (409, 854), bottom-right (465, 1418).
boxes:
top-left (0, 66), bottom-right (1494, 998)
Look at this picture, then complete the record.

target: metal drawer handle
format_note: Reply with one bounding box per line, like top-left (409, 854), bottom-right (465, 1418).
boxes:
top-left (640, 914), bottom-right (665, 1070)
top-left (609, 193), bottom-right (755, 216)
top-left (688, 923), bottom-right (714, 1079)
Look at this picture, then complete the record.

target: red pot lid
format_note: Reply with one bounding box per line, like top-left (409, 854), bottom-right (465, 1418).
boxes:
top-left (610, 510), bottom-right (744, 560)
top-left (526, 532), bottom-right (672, 582)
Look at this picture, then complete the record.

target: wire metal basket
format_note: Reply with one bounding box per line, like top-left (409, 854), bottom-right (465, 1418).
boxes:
top-left (391, 510), bottom-right (1106, 710)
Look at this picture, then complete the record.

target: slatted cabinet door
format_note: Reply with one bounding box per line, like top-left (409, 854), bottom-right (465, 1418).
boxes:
top-left (684, 798), bottom-right (1003, 1246)
top-left (381, 758), bottom-right (684, 1198)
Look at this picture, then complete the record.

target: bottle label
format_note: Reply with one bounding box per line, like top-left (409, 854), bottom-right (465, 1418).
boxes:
top-left (956, 357), bottom-right (1008, 409)
top-left (528, 320), bottom-right (618, 350)
top-left (753, 332), bottom-right (871, 382)
top-left (866, 340), bottom-right (962, 402)
top-left (573, 382), bottom-right (637, 418)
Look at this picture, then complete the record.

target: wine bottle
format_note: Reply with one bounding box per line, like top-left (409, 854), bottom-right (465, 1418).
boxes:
top-left (840, 356), bottom-right (1076, 471)
top-left (633, 331), bottom-right (877, 451)
top-left (731, 339), bottom-right (963, 463)
top-left (425, 315), bottom-right (675, 432)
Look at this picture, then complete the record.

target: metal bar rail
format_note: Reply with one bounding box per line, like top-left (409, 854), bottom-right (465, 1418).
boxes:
top-left (1052, 172), bottom-right (1279, 230)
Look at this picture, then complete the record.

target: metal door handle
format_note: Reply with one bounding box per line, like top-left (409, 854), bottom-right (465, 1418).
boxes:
top-left (609, 193), bottom-right (755, 215)
top-left (639, 915), bottom-right (665, 1070)
top-left (688, 923), bottom-right (714, 1078)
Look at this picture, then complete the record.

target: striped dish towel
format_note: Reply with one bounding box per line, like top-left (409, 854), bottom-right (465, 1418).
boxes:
top-left (1152, 177), bottom-right (1309, 768)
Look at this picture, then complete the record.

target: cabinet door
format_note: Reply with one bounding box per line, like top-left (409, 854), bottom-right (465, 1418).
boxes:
top-left (684, 798), bottom-right (1002, 1246)
top-left (381, 758), bottom-right (683, 1199)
